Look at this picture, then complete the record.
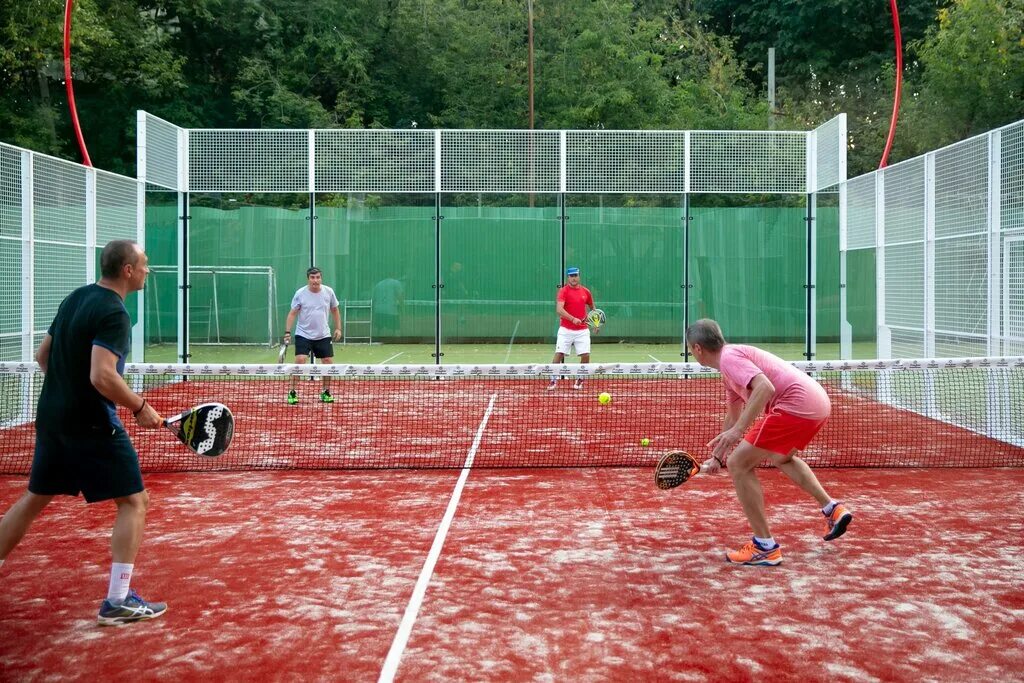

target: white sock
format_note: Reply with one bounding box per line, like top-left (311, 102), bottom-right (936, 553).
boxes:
top-left (107, 563), bottom-right (134, 602)
top-left (754, 536), bottom-right (776, 549)
top-left (822, 501), bottom-right (838, 516)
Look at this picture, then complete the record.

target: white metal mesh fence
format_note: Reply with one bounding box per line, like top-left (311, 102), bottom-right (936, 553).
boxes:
top-left (565, 130), bottom-right (686, 193)
top-left (32, 157), bottom-right (88, 333)
top-left (140, 112), bottom-right (181, 191)
top-left (315, 130), bottom-right (434, 193)
top-left (0, 143), bottom-right (142, 362)
top-left (189, 130), bottom-right (309, 193)
top-left (164, 119), bottom-right (813, 195)
top-left (881, 158), bottom-right (926, 357)
top-left (1003, 121), bottom-right (1024, 354)
top-left (441, 130), bottom-right (561, 193)
top-left (846, 174), bottom-right (876, 250)
top-left (0, 144), bottom-right (21, 361)
top-left (842, 119), bottom-right (1024, 360)
top-left (934, 136), bottom-right (989, 357)
top-left (814, 115), bottom-right (846, 192)
top-left (97, 170), bottom-right (140, 243)
top-left (688, 130), bottom-right (806, 193)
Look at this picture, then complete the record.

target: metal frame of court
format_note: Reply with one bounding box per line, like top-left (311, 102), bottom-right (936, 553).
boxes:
top-left (2, 115), bottom-right (1022, 365)
top-left (135, 113), bottom-right (846, 364)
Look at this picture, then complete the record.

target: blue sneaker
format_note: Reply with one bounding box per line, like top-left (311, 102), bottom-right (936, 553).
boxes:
top-left (97, 588), bottom-right (167, 626)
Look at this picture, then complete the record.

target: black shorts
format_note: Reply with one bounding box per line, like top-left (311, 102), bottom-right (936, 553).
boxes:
top-left (29, 427), bottom-right (144, 503)
top-left (295, 334), bottom-right (333, 359)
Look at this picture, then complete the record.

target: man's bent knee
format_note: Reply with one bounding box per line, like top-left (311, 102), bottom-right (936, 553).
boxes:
top-left (115, 490), bottom-right (149, 513)
top-left (727, 442), bottom-right (768, 475)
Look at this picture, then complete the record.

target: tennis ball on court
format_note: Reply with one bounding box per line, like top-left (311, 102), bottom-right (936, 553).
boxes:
top-left (641, 438), bottom-right (650, 447)
top-left (598, 392), bottom-right (612, 405)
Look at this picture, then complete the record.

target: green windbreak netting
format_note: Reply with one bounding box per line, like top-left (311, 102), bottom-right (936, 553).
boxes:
top-left (144, 196), bottom-right (851, 363)
top-left (846, 248), bottom-right (878, 357)
top-left (440, 196), bottom-right (561, 363)
top-left (566, 196), bottom-right (684, 357)
top-left (316, 195), bottom-right (436, 364)
top-left (816, 194), bottom-right (841, 359)
top-left (689, 198), bottom-right (807, 357)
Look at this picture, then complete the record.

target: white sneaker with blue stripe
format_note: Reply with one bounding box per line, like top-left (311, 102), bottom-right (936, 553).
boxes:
top-left (97, 588), bottom-right (167, 626)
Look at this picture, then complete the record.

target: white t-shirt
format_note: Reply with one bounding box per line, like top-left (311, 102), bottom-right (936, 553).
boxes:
top-left (291, 285), bottom-right (339, 340)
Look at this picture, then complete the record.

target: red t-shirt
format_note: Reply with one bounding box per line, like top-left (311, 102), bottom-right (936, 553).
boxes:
top-left (557, 285), bottom-right (593, 330)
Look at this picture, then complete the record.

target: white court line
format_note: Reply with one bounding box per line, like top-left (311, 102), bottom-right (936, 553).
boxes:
top-left (378, 353), bottom-right (404, 365)
top-left (503, 320), bottom-right (521, 364)
top-left (378, 393), bottom-right (497, 683)
top-left (648, 354), bottom-right (662, 362)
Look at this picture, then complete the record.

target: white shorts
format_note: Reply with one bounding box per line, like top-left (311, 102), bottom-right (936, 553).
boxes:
top-left (555, 327), bottom-right (591, 355)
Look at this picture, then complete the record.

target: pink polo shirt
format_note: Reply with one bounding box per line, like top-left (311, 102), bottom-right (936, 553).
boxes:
top-left (718, 345), bottom-right (831, 420)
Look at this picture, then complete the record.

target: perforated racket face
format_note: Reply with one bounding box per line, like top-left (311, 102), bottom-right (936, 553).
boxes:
top-left (172, 403), bottom-right (235, 457)
top-left (655, 451), bottom-right (699, 490)
top-left (587, 308), bottom-right (606, 329)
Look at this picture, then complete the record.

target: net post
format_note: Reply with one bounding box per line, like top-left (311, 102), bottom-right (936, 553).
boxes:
top-left (20, 150), bottom-right (34, 363)
top-left (134, 176), bottom-right (146, 361)
top-left (839, 179), bottom-right (852, 360)
top-left (987, 130), bottom-right (1002, 356)
top-left (806, 192), bottom-right (817, 360)
top-left (924, 152), bottom-right (936, 358)
top-left (85, 168), bottom-right (96, 283)
top-left (923, 153), bottom-right (936, 409)
top-left (875, 171), bottom-right (890, 359)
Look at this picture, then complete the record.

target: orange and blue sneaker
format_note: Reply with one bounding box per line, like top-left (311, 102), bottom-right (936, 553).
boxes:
top-left (823, 503), bottom-right (853, 541)
top-left (726, 538), bottom-right (783, 566)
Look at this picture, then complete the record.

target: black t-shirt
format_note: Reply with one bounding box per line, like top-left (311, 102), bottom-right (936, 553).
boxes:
top-left (36, 283), bottom-right (131, 433)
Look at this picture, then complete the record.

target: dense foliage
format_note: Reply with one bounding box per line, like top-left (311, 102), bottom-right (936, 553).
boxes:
top-left (1, 0), bottom-right (1020, 178)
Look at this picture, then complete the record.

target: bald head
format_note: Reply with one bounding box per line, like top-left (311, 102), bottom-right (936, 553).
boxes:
top-left (100, 240), bottom-right (141, 279)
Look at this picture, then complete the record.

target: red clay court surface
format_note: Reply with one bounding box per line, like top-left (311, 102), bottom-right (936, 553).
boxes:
top-left (1, 467), bottom-right (1023, 681)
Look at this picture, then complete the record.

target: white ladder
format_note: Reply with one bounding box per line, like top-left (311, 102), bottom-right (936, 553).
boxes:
top-left (343, 300), bottom-right (372, 344)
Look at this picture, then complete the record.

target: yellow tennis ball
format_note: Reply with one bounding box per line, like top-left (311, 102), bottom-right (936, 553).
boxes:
top-left (641, 438), bottom-right (650, 447)
top-left (598, 392), bottom-right (612, 405)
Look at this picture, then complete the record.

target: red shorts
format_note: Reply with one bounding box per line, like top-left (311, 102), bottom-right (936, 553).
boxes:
top-left (744, 412), bottom-right (828, 456)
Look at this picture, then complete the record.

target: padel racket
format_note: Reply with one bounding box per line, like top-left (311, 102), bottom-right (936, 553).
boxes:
top-left (164, 403), bottom-right (234, 457)
top-left (276, 336), bottom-right (289, 363)
top-left (654, 450), bottom-right (701, 490)
top-left (586, 308), bottom-right (606, 330)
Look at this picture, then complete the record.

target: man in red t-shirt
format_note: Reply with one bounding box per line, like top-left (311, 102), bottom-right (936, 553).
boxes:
top-left (547, 267), bottom-right (596, 390)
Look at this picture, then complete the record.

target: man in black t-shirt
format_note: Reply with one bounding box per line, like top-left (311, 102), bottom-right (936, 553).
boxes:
top-left (0, 240), bottom-right (169, 625)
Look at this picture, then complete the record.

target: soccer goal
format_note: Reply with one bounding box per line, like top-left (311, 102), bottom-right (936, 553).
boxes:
top-left (147, 265), bottom-right (278, 345)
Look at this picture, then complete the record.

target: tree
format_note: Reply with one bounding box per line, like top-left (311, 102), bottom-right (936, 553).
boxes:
top-left (904, 0), bottom-right (1024, 149)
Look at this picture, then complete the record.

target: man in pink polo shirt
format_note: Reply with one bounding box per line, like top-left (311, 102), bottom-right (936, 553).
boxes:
top-left (686, 318), bottom-right (853, 566)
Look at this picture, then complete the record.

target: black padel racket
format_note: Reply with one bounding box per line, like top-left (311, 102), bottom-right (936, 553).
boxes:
top-left (164, 403), bottom-right (234, 457)
top-left (654, 450), bottom-right (701, 490)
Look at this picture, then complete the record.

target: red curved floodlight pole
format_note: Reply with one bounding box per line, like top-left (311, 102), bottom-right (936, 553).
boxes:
top-left (879, 0), bottom-right (903, 169)
top-left (64, 0), bottom-right (92, 166)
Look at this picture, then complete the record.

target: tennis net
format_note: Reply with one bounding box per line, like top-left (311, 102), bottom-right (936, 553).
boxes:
top-left (0, 358), bottom-right (1021, 474)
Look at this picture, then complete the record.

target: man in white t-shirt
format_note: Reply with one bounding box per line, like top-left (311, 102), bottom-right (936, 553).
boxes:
top-left (686, 318), bottom-right (853, 566)
top-left (283, 267), bottom-right (342, 404)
